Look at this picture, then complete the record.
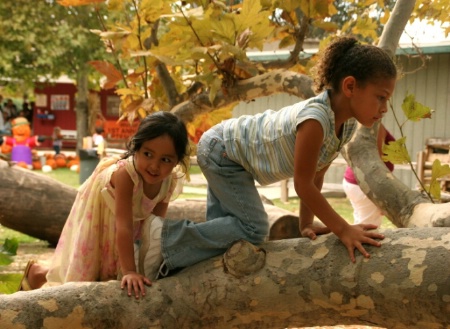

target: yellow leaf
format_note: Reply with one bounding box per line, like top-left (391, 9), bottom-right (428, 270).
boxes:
top-left (125, 34), bottom-right (141, 51)
top-left (138, 107), bottom-right (147, 118)
top-left (401, 94), bottom-right (434, 122)
top-left (279, 35), bottom-right (295, 49)
top-left (328, 2), bottom-right (338, 16)
top-left (352, 17), bottom-right (378, 40)
top-left (380, 9), bottom-right (390, 25)
top-left (429, 180), bottom-right (442, 201)
top-left (208, 14), bottom-right (237, 45)
top-left (381, 137), bottom-right (411, 165)
top-left (58, 0), bottom-right (104, 6)
top-left (431, 159), bottom-right (450, 180)
top-left (234, 0), bottom-right (273, 50)
top-left (88, 61), bottom-right (122, 90)
top-left (107, 0), bottom-right (123, 11)
top-left (312, 21), bottom-right (339, 32)
top-left (360, 0), bottom-right (377, 6)
top-left (141, 0), bottom-right (172, 23)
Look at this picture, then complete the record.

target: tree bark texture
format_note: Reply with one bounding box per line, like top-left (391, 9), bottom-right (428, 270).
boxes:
top-left (0, 161), bottom-right (300, 244)
top-left (1, 228), bottom-right (449, 329)
top-left (341, 125), bottom-right (450, 229)
top-left (0, 163), bottom-right (75, 246)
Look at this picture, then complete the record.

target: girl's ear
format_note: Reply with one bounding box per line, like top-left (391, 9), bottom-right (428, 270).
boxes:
top-left (342, 76), bottom-right (357, 97)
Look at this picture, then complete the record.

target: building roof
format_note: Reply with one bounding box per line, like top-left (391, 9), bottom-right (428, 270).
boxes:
top-left (248, 20), bottom-right (450, 61)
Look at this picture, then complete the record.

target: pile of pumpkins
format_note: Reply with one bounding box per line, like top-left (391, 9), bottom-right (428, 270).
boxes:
top-left (30, 152), bottom-right (80, 172)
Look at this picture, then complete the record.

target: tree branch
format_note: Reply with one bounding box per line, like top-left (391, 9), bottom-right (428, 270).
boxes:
top-left (172, 69), bottom-right (315, 122)
top-left (1, 228), bottom-right (449, 329)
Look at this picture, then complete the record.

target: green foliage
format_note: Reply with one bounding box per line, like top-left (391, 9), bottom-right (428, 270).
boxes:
top-left (429, 160), bottom-right (450, 199)
top-left (0, 238), bottom-right (18, 267)
top-left (0, 273), bottom-right (21, 295)
top-left (401, 93), bottom-right (434, 123)
top-left (385, 94), bottom-right (447, 202)
top-left (382, 137), bottom-right (411, 165)
top-left (0, 0), bottom-right (108, 93)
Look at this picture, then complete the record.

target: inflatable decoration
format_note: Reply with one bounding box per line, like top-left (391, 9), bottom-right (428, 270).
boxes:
top-left (0, 117), bottom-right (44, 168)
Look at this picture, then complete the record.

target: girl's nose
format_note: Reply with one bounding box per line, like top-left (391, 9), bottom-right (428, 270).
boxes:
top-left (149, 160), bottom-right (160, 173)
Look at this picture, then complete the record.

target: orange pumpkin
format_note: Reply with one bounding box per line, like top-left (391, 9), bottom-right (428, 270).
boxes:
top-left (1, 143), bottom-right (12, 154)
top-left (54, 154), bottom-right (67, 168)
top-left (46, 158), bottom-right (57, 169)
top-left (32, 160), bottom-right (42, 170)
top-left (16, 161), bottom-right (29, 169)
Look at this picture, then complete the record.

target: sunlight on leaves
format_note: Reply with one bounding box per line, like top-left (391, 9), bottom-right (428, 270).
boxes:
top-left (427, 159), bottom-right (450, 200)
top-left (381, 137), bottom-right (411, 164)
top-left (58, 0), bottom-right (104, 6)
top-left (89, 61), bottom-right (123, 90)
top-left (186, 104), bottom-right (234, 143)
top-left (402, 93), bottom-right (434, 122)
top-left (0, 238), bottom-right (18, 266)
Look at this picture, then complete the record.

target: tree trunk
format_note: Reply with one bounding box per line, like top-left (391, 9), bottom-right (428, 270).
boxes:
top-left (1, 1), bottom-right (450, 328)
top-left (75, 64), bottom-right (90, 152)
top-left (0, 163), bottom-right (75, 246)
top-left (167, 198), bottom-right (301, 241)
top-left (0, 161), bottom-right (300, 244)
top-left (341, 125), bottom-right (450, 228)
top-left (1, 228), bottom-right (449, 329)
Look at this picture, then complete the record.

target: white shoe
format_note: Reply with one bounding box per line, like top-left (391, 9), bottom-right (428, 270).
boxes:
top-left (140, 216), bottom-right (164, 280)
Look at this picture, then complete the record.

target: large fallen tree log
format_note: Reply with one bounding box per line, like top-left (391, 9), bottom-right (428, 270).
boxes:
top-left (0, 161), bottom-right (301, 244)
top-left (1, 228), bottom-right (449, 329)
top-left (2, 160), bottom-right (449, 247)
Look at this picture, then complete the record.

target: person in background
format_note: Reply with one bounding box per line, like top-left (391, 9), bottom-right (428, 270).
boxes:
top-left (52, 126), bottom-right (63, 155)
top-left (3, 98), bottom-right (18, 120)
top-left (18, 112), bottom-right (189, 300)
top-left (22, 101), bottom-right (33, 128)
top-left (92, 126), bottom-right (107, 158)
top-left (92, 126), bottom-right (105, 146)
top-left (342, 124), bottom-right (395, 227)
top-left (0, 108), bottom-right (5, 136)
top-left (2, 112), bottom-right (12, 135)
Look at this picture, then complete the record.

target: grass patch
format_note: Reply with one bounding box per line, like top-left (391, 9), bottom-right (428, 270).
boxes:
top-left (272, 197), bottom-right (354, 223)
top-left (41, 167), bottom-right (81, 188)
top-left (0, 273), bottom-right (21, 294)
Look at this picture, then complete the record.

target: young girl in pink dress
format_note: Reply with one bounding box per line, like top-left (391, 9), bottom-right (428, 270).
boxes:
top-left (20, 111), bottom-right (189, 299)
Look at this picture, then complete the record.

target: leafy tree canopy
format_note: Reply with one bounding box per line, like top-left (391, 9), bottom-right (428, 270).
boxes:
top-left (0, 0), bottom-right (108, 93)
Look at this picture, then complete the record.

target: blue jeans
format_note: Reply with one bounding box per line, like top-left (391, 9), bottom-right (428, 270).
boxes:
top-left (161, 124), bottom-right (269, 270)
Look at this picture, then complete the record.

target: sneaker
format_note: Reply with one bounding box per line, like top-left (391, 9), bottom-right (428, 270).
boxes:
top-left (139, 216), bottom-right (164, 280)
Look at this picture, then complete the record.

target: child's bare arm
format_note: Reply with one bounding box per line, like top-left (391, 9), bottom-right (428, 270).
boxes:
top-left (113, 167), bottom-right (151, 298)
top-left (299, 165), bottom-right (331, 239)
top-left (294, 120), bottom-right (384, 261)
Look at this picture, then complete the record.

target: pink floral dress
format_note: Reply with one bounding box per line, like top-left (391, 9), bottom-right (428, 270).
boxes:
top-left (46, 155), bottom-right (176, 284)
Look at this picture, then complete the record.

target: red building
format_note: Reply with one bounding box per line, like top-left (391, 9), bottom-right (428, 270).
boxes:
top-left (33, 82), bottom-right (138, 149)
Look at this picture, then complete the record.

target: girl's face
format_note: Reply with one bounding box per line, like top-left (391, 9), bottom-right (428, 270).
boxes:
top-left (134, 134), bottom-right (178, 185)
top-left (350, 78), bottom-right (396, 128)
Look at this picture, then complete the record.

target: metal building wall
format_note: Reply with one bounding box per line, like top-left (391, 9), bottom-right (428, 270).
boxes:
top-left (231, 52), bottom-right (450, 189)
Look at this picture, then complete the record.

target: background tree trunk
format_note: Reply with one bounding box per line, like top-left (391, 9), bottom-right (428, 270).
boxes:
top-left (0, 163), bottom-right (75, 246)
top-left (75, 64), bottom-right (90, 152)
top-left (1, 228), bottom-right (449, 329)
top-left (0, 162), bottom-right (300, 244)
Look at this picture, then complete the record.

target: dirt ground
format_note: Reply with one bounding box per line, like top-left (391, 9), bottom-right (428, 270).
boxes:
top-left (3, 242), bottom-right (384, 329)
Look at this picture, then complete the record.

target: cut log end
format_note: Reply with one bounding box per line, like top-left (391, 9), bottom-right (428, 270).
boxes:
top-left (222, 240), bottom-right (266, 278)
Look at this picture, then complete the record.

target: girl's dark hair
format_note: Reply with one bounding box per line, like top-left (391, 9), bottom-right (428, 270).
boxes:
top-left (123, 111), bottom-right (189, 171)
top-left (312, 36), bottom-right (397, 93)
